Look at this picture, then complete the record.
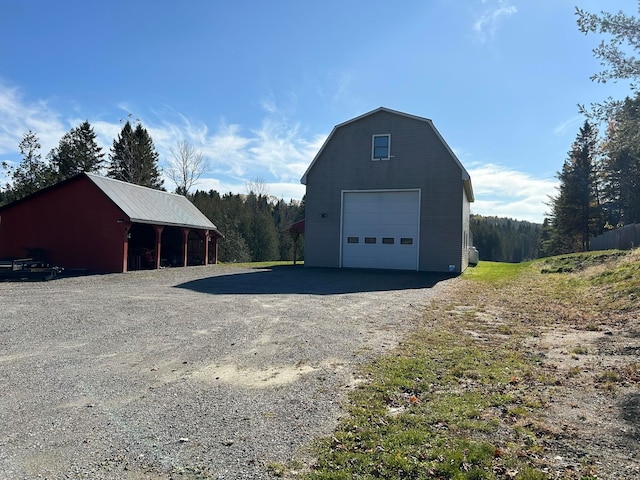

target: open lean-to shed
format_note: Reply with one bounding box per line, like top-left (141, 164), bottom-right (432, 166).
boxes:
top-left (301, 107), bottom-right (474, 273)
top-left (0, 172), bottom-right (223, 273)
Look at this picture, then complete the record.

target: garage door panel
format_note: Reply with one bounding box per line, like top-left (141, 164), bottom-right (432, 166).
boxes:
top-left (342, 191), bottom-right (419, 270)
top-left (343, 212), bottom-right (417, 224)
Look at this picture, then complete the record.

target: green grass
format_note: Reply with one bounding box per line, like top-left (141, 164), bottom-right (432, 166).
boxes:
top-left (538, 250), bottom-right (627, 274)
top-left (305, 324), bottom-right (546, 479)
top-left (301, 250), bottom-right (640, 479)
top-left (537, 249), bottom-right (639, 310)
top-left (463, 260), bottom-right (530, 283)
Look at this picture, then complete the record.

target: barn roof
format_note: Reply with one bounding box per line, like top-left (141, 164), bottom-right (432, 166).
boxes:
top-left (85, 173), bottom-right (222, 234)
top-left (300, 107), bottom-right (474, 202)
top-left (0, 173), bottom-right (222, 236)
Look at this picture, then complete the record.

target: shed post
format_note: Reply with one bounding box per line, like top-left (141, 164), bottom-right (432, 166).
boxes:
top-left (119, 221), bottom-right (132, 273)
top-left (153, 225), bottom-right (164, 269)
top-left (291, 231), bottom-right (300, 265)
top-left (204, 231), bottom-right (210, 265)
top-left (182, 228), bottom-right (189, 267)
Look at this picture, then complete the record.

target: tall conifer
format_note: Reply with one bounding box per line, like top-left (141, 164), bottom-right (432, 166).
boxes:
top-left (107, 121), bottom-right (164, 190)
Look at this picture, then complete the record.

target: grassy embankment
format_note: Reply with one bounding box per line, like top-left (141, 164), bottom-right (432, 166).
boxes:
top-left (289, 249), bottom-right (640, 480)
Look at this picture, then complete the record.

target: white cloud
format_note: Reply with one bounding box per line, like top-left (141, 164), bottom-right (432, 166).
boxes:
top-left (1, 79), bottom-right (555, 222)
top-left (473, 0), bottom-right (517, 43)
top-left (0, 81), bottom-right (66, 158)
top-left (468, 163), bottom-right (557, 223)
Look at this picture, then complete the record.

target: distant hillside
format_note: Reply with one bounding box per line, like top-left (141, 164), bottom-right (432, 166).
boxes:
top-left (470, 214), bottom-right (542, 263)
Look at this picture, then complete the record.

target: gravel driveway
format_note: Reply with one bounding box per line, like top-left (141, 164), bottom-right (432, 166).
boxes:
top-left (0, 265), bottom-right (454, 479)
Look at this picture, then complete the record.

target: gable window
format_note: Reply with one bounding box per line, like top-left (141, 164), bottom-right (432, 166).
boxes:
top-left (372, 134), bottom-right (390, 160)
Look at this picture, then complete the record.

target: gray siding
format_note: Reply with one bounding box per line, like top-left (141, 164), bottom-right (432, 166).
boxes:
top-left (461, 188), bottom-right (472, 270)
top-left (304, 109), bottom-right (470, 273)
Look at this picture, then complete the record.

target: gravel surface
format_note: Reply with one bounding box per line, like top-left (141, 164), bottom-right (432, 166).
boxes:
top-left (0, 265), bottom-right (454, 479)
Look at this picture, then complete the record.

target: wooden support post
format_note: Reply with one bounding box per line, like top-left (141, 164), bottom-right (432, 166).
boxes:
top-left (292, 231), bottom-right (300, 265)
top-left (204, 230), bottom-right (210, 266)
top-left (182, 228), bottom-right (189, 267)
top-left (153, 225), bottom-right (164, 269)
top-left (119, 220), bottom-right (132, 273)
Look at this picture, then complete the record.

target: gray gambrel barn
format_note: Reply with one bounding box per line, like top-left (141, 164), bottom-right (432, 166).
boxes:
top-left (300, 107), bottom-right (474, 273)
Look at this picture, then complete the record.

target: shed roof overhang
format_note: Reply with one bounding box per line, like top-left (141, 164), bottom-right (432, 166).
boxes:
top-left (281, 218), bottom-right (305, 235)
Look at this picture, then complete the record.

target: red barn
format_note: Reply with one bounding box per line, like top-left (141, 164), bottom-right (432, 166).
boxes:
top-left (0, 173), bottom-right (223, 273)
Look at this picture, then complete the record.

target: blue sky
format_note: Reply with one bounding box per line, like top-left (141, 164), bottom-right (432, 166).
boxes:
top-left (0, 0), bottom-right (637, 223)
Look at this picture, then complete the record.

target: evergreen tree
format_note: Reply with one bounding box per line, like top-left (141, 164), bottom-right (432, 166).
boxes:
top-left (548, 121), bottom-right (602, 253)
top-left (48, 121), bottom-right (105, 179)
top-left (243, 193), bottom-right (279, 262)
top-left (601, 95), bottom-right (640, 225)
top-left (1, 130), bottom-right (56, 202)
top-left (470, 215), bottom-right (541, 263)
top-left (107, 121), bottom-right (164, 190)
top-left (537, 218), bottom-right (554, 258)
top-left (190, 190), bottom-right (252, 263)
top-left (576, 5), bottom-right (640, 119)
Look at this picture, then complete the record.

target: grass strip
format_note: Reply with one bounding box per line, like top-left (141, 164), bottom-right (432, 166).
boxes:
top-left (294, 251), bottom-right (639, 479)
top-left (304, 262), bottom-right (553, 479)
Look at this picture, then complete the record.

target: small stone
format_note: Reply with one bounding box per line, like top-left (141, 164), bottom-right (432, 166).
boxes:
top-left (222, 439), bottom-right (234, 446)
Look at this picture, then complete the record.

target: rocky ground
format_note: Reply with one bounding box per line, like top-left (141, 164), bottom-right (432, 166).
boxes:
top-left (0, 265), bottom-right (452, 479)
top-left (1, 257), bottom-right (638, 479)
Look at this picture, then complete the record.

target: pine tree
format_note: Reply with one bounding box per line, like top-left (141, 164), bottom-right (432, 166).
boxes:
top-left (49, 121), bottom-right (105, 179)
top-left (601, 95), bottom-right (640, 225)
top-left (1, 130), bottom-right (56, 202)
top-left (576, 6), bottom-right (640, 119)
top-left (548, 121), bottom-right (602, 252)
top-left (107, 121), bottom-right (164, 190)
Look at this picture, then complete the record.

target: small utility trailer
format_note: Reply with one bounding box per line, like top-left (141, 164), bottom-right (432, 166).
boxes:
top-left (0, 258), bottom-right (63, 281)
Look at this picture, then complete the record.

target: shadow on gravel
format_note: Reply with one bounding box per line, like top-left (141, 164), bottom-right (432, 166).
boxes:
top-left (620, 393), bottom-right (640, 440)
top-left (175, 266), bottom-right (454, 295)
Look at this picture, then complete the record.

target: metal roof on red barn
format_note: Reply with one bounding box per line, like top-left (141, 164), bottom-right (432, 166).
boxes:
top-left (0, 172), bottom-right (223, 237)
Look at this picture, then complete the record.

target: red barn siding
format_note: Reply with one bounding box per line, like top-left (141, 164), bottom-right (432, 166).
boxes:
top-left (0, 176), bottom-right (127, 272)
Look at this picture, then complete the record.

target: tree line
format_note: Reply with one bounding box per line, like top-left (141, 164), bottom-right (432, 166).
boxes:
top-left (1, 118), bottom-right (164, 204)
top-left (4, 5), bottom-right (638, 265)
top-left (0, 117), bottom-right (305, 264)
top-left (190, 189), bottom-right (304, 263)
top-left (543, 7), bottom-right (640, 256)
top-left (470, 215), bottom-right (541, 263)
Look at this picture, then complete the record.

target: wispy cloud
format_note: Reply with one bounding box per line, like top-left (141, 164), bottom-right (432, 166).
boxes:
top-left (0, 80), bottom-right (325, 198)
top-left (472, 0), bottom-right (517, 43)
top-left (468, 163), bottom-right (557, 223)
top-left (2, 79), bottom-right (556, 219)
top-left (553, 115), bottom-right (584, 136)
top-left (0, 81), bottom-right (66, 157)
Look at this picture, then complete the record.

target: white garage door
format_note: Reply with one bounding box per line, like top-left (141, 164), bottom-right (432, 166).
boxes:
top-left (342, 190), bottom-right (419, 270)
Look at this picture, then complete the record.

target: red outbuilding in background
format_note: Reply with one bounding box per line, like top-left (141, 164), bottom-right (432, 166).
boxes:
top-left (0, 173), bottom-right (223, 273)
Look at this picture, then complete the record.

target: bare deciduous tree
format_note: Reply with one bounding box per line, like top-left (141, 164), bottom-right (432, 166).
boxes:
top-left (167, 140), bottom-right (208, 195)
top-left (244, 177), bottom-right (269, 197)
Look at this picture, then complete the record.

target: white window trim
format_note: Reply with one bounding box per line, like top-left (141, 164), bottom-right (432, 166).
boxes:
top-left (371, 134), bottom-right (391, 161)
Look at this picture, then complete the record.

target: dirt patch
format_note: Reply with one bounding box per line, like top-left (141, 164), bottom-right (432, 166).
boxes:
top-left (446, 263), bottom-right (640, 479)
top-left (192, 363), bottom-right (318, 388)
